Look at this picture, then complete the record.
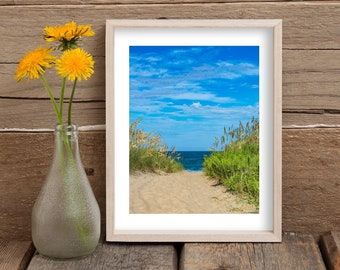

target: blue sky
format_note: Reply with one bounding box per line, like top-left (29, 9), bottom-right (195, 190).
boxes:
top-left (129, 46), bottom-right (259, 151)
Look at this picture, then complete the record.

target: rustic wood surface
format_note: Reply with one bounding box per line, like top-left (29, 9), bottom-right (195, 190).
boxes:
top-left (282, 128), bottom-right (340, 233)
top-left (0, 240), bottom-right (35, 270)
top-left (319, 231), bottom-right (340, 270)
top-left (2, 233), bottom-right (337, 269)
top-left (3, 233), bottom-right (339, 269)
top-left (0, 132), bottom-right (106, 241)
top-left (0, 3), bottom-right (339, 55)
top-left (0, 99), bottom-right (105, 129)
top-left (0, 0), bottom-right (340, 241)
top-left (27, 243), bottom-right (178, 270)
top-left (180, 233), bottom-right (326, 270)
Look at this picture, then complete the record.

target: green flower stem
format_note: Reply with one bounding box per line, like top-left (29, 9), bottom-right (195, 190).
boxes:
top-left (41, 74), bottom-right (89, 244)
top-left (59, 77), bottom-right (67, 118)
top-left (68, 78), bottom-right (78, 126)
top-left (57, 127), bottom-right (90, 245)
top-left (40, 74), bottom-right (62, 125)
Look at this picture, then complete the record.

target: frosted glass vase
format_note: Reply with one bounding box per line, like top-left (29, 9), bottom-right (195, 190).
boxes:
top-left (32, 124), bottom-right (100, 259)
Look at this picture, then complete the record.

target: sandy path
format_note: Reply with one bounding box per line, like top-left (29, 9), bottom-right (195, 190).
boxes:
top-left (130, 171), bottom-right (257, 214)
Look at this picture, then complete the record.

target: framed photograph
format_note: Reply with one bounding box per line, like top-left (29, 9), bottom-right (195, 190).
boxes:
top-left (106, 19), bottom-right (282, 242)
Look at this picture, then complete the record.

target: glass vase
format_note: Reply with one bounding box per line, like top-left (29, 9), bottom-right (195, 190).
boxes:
top-left (32, 124), bottom-right (100, 259)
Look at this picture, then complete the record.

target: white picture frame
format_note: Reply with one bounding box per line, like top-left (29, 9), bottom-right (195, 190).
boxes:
top-left (106, 19), bottom-right (282, 242)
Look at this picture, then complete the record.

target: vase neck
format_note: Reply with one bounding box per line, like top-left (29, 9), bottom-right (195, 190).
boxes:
top-left (55, 124), bottom-right (79, 141)
top-left (53, 124), bottom-right (80, 159)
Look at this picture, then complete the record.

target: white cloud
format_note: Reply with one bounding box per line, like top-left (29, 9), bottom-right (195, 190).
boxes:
top-left (191, 102), bottom-right (202, 108)
top-left (130, 83), bottom-right (236, 104)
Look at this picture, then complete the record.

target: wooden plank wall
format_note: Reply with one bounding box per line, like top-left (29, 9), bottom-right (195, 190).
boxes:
top-left (0, 0), bottom-right (340, 240)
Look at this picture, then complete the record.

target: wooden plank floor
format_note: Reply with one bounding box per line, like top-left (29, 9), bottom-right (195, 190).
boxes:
top-left (0, 240), bottom-right (35, 270)
top-left (180, 233), bottom-right (326, 270)
top-left (1, 232), bottom-right (331, 270)
top-left (27, 243), bottom-right (178, 270)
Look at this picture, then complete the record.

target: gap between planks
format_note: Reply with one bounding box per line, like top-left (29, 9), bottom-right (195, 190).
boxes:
top-left (2, 124), bottom-right (340, 133)
top-left (0, 125), bottom-right (106, 133)
top-left (319, 231), bottom-right (340, 270)
top-left (0, 240), bottom-right (35, 270)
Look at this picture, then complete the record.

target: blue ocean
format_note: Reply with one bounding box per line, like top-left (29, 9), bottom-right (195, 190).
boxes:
top-left (176, 151), bottom-right (211, 172)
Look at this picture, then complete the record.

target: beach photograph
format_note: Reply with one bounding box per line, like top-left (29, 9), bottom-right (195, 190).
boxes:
top-left (129, 46), bottom-right (259, 214)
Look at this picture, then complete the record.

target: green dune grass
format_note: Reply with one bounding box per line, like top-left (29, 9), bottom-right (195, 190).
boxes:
top-left (203, 117), bottom-right (259, 208)
top-left (129, 120), bottom-right (184, 173)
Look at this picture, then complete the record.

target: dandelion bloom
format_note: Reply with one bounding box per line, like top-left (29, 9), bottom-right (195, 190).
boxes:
top-left (44, 21), bottom-right (95, 42)
top-left (15, 46), bottom-right (56, 81)
top-left (56, 48), bottom-right (94, 81)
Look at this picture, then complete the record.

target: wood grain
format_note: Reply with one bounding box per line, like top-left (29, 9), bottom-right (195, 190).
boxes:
top-left (282, 128), bottom-right (340, 233)
top-left (319, 231), bottom-right (340, 270)
top-left (0, 240), bottom-right (35, 270)
top-left (283, 50), bottom-right (340, 111)
top-left (180, 233), bottom-right (326, 270)
top-left (0, 99), bottom-right (105, 129)
top-left (27, 243), bottom-right (177, 270)
top-left (0, 2), bottom-right (339, 64)
top-left (283, 113), bottom-right (340, 128)
top-left (3, 59), bottom-right (105, 100)
top-left (0, 132), bottom-right (106, 241)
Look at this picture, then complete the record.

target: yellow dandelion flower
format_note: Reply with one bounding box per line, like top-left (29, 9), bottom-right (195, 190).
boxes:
top-left (44, 21), bottom-right (95, 42)
top-left (15, 46), bottom-right (56, 82)
top-left (56, 48), bottom-right (94, 81)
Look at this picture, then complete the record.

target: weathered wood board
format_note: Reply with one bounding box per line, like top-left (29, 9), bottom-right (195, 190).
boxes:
top-left (282, 128), bottom-right (340, 233)
top-left (0, 240), bottom-right (35, 270)
top-left (0, 3), bottom-right (339, 56)
top-left (180, 233), bottom-right (326, 270)
top-left (0, 132), bottom-right (106, 241)
top-left (319, 231), bottom-right (340, 270)
top-left (26, 243), bottom-right (178, 270)
top-left (0, 99), bottom-right (105, 129)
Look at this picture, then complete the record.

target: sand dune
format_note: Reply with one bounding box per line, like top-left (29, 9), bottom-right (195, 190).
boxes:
top-left (130, 171), bottom-right (257, 214)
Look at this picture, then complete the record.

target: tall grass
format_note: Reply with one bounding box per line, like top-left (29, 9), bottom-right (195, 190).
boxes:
top-left (129, 120), bottom-right (184, 173)
top-left (203, 117), bottom-right (259, 208)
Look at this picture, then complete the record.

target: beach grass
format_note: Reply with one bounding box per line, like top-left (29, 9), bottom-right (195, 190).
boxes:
top-left (129, 120), bottom-right (184, 173)
top-left (203, 117), bottom-right (259, 208)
